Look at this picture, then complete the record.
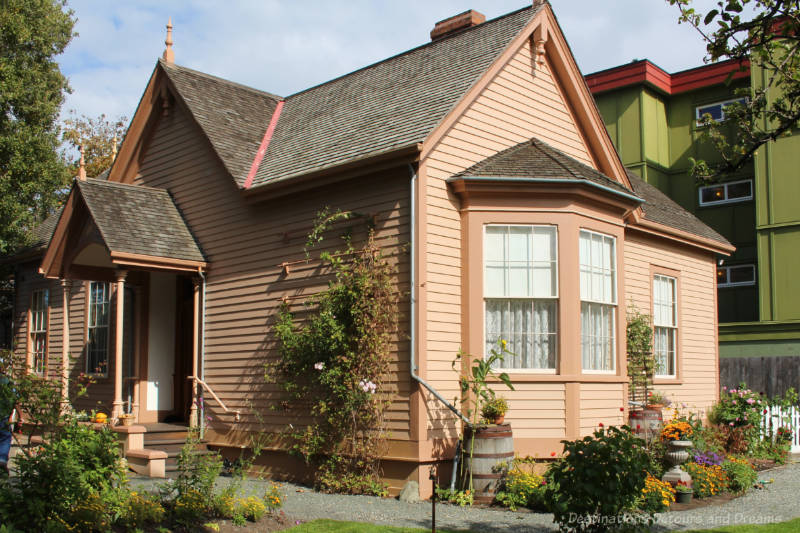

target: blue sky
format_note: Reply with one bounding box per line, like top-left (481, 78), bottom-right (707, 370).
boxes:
top-left (59, 1), bottom-right (720, 123)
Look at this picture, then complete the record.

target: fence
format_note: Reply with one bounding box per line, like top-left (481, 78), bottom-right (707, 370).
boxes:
top-left (760, 405), bottom-right (800, 454)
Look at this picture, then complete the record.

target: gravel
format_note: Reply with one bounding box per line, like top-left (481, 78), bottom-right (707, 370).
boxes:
top-left (129, 459), bottom-right (800, 532)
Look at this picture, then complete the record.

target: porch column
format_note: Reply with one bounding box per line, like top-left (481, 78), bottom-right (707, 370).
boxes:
top-left (61, 279), bottom-right (72, 405)
top-left (190, 276), bottom-right (201, 428)
top-left (111, 270), bottom-right (127, 421)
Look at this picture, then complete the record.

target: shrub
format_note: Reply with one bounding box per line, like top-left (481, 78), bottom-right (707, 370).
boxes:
top-left (722, 456), bottom-right (757, 493)
top-left (709, 385), bottom-right (764, 429)
top-left (639, 474), bottom-right (674, 513)
top-left (684, 462), bottom-right (728, 498)
top-left (174, 429), bottom-right (223, 507)
top-left (264, 483), bottom-right (284, 512)
top-left (173, 489), bottom-right (209, 527)
top-left (435, 488), bottom-right (473, 507)
top-left (239, 496), bottom-right (267, 521)
top-left (496, 461), bottom-right (547, 511)
top-left (120, 491), bottom-right (166, 529)
top-left (545, 426), bottom-right (652, 532)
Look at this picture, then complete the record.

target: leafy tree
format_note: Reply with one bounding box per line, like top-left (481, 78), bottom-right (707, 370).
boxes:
top-left (0, 0), bottom-right (75, 255)
top-left (669, 0), bottom-right (800, 182)
top-left (61, 111), bottom-right (127, 179)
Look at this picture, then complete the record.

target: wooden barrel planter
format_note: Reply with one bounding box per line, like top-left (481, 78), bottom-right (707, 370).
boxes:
top-left (464, 424), bottom-right (514, 504)
top-left (629, 408), bottom-right (663, 441)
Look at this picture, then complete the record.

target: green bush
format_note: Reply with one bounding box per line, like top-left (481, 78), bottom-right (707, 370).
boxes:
top-left (722, 456), bottom-right (757, 493)
top-left (496, 460), bottom-right (547, 511)
top-left (545, 426), bottom-right (652, 532)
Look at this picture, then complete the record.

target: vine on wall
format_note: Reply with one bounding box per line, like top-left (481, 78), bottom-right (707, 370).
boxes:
top-left (268, 208), bottom-right (398, 495)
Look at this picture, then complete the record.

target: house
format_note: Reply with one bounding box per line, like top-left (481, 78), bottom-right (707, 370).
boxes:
top-left (11, 1), bottom-right (732, 496)
top-left (586, 57), bottom-right (800, 396)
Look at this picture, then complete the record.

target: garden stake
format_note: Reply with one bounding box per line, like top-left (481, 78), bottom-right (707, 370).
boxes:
top-left (430, 465), bottom-right (437, 533)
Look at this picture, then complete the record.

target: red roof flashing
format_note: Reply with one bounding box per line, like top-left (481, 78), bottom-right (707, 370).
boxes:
top-left (585, 59), bottom-right (750, 96)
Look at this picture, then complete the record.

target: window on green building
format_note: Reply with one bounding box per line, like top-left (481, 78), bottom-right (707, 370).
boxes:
top-left (699, 179), bottom-right (752, 206)
top-left (695, 97), bottom-right (747, 125)
top-left (717, 264), bottom-right (756, 288)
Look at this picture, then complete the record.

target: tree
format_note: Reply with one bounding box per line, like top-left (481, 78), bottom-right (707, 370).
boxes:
top-left (669, 0), bottom-right (800, 182)
top-left (61, 112), bottom-right (127, 179)
top-left (0, 0), bottom-right (75, 255)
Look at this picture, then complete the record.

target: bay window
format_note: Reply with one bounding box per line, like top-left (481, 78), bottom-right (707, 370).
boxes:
top-left (580, 230), bottom-right (617, 371)
top-left (653, 274), bottom-right (677, 378)
top-left (484, 225), bottom-right (558, 370)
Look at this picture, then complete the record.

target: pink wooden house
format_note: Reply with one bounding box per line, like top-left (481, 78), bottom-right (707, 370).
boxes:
top-left (12, 1), bottom-right (731, 494)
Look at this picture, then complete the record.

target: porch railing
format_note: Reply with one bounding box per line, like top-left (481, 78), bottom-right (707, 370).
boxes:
top-left (187, 375), bottom-right (241, 422)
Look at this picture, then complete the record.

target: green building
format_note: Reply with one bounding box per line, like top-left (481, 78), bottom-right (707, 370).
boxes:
top-left (586, 59), bottom-right (800, 394)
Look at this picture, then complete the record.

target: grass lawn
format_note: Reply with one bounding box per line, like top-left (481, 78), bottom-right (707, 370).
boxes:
top-left (285, 518), bottom-right (800, 533)
top-left (285, 519), bottom-right (465, 532)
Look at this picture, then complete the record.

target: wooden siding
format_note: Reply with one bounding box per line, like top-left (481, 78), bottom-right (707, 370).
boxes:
top-left (624, 232), bottom-right (719, 416)
top-left (579, 382), bottom-right (625, 435)
top-left (421, 39), bottom-right (597, 439)
top-left (132, 105), bottom-right (413, 440)
top-left (495, 382), bottom-right (567, 439)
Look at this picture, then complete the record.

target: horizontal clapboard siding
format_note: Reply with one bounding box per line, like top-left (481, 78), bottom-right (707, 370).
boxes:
top-left (133, 105), bottom-right (412, 440)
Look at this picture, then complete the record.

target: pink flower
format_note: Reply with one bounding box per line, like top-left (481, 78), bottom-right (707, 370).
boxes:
top-left (314, 362), bottom-right (325, 371)
top-left (729, 422), bottom-right (735, 426)
top-left (747, 398), bottom-right (755, 405)
top-left (359, 379), bottom-right (377, 394)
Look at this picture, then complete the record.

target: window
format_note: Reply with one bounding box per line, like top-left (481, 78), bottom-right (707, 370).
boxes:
top-left (695, 97), bottom-right (747, 125)
top-left (698, 179), bottom-right (753, 206)
top-left (484, 225), bottom-right (558, 370)
top-left (717, 264), bottom-right (756, 287)
top-left (653, 275), bottom-right (677, 378)
top-left (87, 282), bottom-right (110, 375)
top-left (580, 230), bottom-right (617, 372)
top-left (30, 289), bottom-right (49, 375)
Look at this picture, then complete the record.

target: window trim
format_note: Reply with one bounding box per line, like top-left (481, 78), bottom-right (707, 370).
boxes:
top-left (28, 288), bottom-right (49, 376)
top-left (85, 281), bottom-right (111, 378)
top-left (717, 264), bottom-right (756, 288)
top-left (652, 274), bottom-right (678, 379)
top-left (579, 229), bottom-right (618, 373)
top-left (482, 224), bottom-right (560, 372)
top-left (695, 97), bottom-right (747, 126)
top-left (698, 179), bottom-right (753, 206)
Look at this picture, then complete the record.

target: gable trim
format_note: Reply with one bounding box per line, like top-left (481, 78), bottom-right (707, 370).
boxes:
top-left (627, 218), bottom-right (735, 255)
top-left (243, 100), bottom-right (285, 190)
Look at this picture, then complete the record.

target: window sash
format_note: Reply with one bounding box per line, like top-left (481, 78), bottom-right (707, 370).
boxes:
top-left (579, 230), bottom-right (616, 305)
top-left (654, 326), bottom-right (676, 378)
top-left (653, 275), bottom-right (677, 327)
top-left (485, 298), bottom-right (558, 370)
top-left (717, 264), bottom-right (756, 287)
top-left (87, 282), bottom-right (110, 375)
top-left (695, 97), bottom-right (747, 125)
top-left (581, 302), bottom-right (615, 371)
top-left (698, 179), bottom-right (752, 206)
top-left (30, 289), bottom-right (49, 375)
top-left (484, 225), bottom-right (558, 299)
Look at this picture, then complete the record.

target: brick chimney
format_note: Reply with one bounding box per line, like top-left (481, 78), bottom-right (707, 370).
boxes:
top-left (430, 9), bottom-right (486, 41)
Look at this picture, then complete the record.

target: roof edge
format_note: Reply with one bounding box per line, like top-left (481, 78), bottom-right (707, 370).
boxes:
top-left (447, 175), bottom-right (643, 203)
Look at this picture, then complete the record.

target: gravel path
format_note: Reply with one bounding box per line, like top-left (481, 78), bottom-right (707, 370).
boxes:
top-left (129, 460), bottom-right (800, 532)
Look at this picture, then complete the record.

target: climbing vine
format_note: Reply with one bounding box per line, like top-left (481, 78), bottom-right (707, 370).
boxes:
top-left (627, 306), bottom-right (655, 408)
top-left (268, 208), bottom-right (398, 495)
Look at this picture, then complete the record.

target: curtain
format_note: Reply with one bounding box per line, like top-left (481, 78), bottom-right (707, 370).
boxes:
top-left (485, 299), bottom-right (557, 369)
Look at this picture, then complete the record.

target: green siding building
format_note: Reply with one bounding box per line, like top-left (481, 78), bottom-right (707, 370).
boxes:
top-left (586, 59), bottom-right (800, 392)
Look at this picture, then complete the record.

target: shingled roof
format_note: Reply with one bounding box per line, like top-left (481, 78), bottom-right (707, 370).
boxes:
top-left (160, 61), bottom-right (282, 184)
top-left (450, 137), bottom-right (639, 199)
top-left (158, 4), bottom-right (541, 189)
top-left (76, 179), bottom-right (205, 262)
top-left (626, 171), bottom-right (731, 246)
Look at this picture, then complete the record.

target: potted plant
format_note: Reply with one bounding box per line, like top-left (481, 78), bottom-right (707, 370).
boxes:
top-left (481, 396), bottom-right (509, 425)
top-left (646, 390), bottom-right (671, 411)
top-left (118, 413), bottom-right (135, 427)
top-left (661, 420), bottom-right (694, 485)
top-left (674, 481), bottom-right (693, 503)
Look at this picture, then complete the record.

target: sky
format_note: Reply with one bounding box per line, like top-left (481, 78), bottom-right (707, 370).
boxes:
top-left (58, 0), bottom-right (724, 124)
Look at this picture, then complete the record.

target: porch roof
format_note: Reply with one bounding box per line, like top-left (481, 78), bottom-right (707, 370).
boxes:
top-left (40, 179), bottom-right (206, 278)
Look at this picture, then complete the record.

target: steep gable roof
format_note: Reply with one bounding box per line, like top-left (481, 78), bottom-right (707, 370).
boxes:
top-left (451, 138), bottom-right (637, 199)
top-left (75, 179), bottom-right (205, 263)
top-left (160, 61), bottom-right (282, 184)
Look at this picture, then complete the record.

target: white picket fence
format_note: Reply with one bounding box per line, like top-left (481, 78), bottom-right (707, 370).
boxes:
top-left (760, 405), bottom-right (800, 454)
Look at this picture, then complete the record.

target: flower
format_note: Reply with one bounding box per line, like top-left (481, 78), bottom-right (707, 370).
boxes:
top-left (314, 362), bottom-right (325, 371)
top-left (550, 451), bottom-right (556, 457)
top-left (598, 422), bottom-right (604, 427)
top-left (500, 339), bottom-right (507, 349)
top-left (359, 379), bottom-right (377, 394)
top-left (619, 407), bottom-right (624, 412)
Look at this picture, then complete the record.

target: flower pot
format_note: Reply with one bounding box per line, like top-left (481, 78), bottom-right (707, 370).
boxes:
top-left (492, 415), bottom-right (505, 425)
top-left (120, 416), bottom-right (134, 427)
top-left (662, 440), bottom-right (693, 485)
top-left (675, 491), bottom-right (693, 504)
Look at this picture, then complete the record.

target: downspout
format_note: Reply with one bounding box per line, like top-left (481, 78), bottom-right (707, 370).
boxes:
top-left (408, 163), bottom-right (470, 425)
top-left (198, 269), bottom-right (207, 439)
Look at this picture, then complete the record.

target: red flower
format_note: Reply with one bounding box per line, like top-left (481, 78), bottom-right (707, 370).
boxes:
top-left (636, 424), bottom-right (641, 430)
top-left (550, 451), bottom-right (556, 457)
top-left (619, 407), bottom-right (624, 412)
top-left (598, 422), bottom-right (604, 427)
top-left (764, 409), bottom-right (768, 414)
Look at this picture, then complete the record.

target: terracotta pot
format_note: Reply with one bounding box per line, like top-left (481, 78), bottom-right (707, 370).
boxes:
top-left (493, 415), bottom-right (505, 425)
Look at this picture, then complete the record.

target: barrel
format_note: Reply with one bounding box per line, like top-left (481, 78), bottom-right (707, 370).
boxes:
top-left (629, 408), bottom-right (663, 442)
top-left (463, 424), bottom-right (514, 504)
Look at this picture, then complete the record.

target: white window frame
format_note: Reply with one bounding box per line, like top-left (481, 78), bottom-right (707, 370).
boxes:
top-left (695, 97), bottom-right (747, 125)
top-left (483, 224), bottom-right (559, 373)
top-left (86, 281), bottom-right (110, 377)
top-left (29, 288), bottom-right (49, 375)
top-left (579, 229), bottom-right (617, 373)
top-left (717, 264), bottom-right (756, 288)
top-left (653, 274), bottom-right (678, 379)
top-left (698, 179), bottom-right (753, 206)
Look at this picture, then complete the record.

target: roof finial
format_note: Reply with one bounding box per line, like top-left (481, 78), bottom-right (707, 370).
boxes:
top-left (112, 133), bottom-right (118, 161)
top-left (163, 17), bottom-right (174, 63)
top-left (78, 145), bottom-right (87, 180)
